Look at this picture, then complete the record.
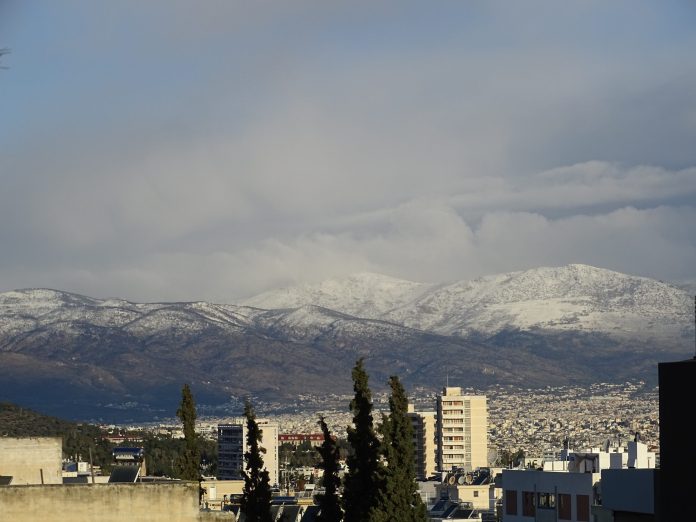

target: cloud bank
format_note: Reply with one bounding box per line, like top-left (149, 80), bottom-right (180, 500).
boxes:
top-left (1, 1), bottom-right (695, 301)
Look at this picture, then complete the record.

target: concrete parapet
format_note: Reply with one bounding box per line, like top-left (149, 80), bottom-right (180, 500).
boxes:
top-left (0, 482), bottom-right (201, 522)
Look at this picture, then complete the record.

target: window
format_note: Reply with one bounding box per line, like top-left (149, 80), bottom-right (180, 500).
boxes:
top-left (523, 491), bottom-right (535, 516)
top-left (558, 493), bottom-right (571, 520)
top-left (505, 490), bottom-right (517, 515)
top-left (473, 490), bottom-right (479, 498)
top-left (537, 492), bottom-right (555, 509)
top-left (577, 494), bottom-right (590, 521)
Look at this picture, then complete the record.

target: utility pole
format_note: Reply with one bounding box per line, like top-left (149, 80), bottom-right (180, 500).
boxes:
top-left (284, 454), bottom-right (290, 496)
top-left (89, 446), bottom-right (95, 484)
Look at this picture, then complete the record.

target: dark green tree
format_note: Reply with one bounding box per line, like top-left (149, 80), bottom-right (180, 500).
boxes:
top-left (371, 376), bottom-right (427, 522)
top-left (343, 358), bottom-right (383, 522)
top-left (240, 400), bottom-right (273, 522)
top-left (175, 383), bottom-right (200, 481)
top-left (316, 416), bottom-right (343, 522)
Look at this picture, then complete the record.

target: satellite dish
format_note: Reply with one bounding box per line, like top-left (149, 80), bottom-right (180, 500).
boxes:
top-left (447, 474), bottom-right (456, 485)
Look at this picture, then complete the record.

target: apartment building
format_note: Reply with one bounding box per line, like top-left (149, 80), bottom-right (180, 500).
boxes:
top-left (407, 404), bottom-right (437, 480)
top-left (436, 388), bottom-right (488, 472)
top-left (217, 419), bottom-right (279, 486)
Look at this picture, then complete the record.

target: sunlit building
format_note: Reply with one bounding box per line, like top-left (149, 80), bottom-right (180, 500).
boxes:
top-left (436, 388), bottom-right (488, 472)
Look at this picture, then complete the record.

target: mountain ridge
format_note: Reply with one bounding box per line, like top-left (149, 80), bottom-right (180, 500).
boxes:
top-left (242, 264), bottom-right (692, 341)
top-left (0, 264), bottom-right (692, 421)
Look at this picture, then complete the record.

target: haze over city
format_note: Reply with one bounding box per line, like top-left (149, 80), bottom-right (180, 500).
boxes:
top-left (1, 1), bottom-right (695, 303)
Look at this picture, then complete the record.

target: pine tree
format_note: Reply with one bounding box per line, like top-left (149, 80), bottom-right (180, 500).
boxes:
top-left (343, 358), bottom-right (383, 522)
top-left (316, 416), bottom-right (343, 522)
top-left (175, 383), bottom-right (200, 481)
top-left (371, 376), bottom-right (427, 522)
top-left (240, 400), bottom-right (273, 522)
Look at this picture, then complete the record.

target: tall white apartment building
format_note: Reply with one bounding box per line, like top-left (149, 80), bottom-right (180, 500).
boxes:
top-left (407, 404), bottom-right (437, 480)
top-left (436, 388), bottom-right (487, 472)
top-left (217, 419), bottom-right (279, 486)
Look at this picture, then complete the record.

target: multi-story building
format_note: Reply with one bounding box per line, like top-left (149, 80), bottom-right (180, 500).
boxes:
top-left (407, 404), bottom-right (437, 480)
top-left (436, 388), bottom-right (488, 472)
top-left (217, 419), bottom-right (279, 486)
top-left (501, 441), bottom-right (656, 521)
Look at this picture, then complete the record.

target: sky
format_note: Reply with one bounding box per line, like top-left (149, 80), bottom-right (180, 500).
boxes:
top-left (1, 0), bottom-right (695, 302)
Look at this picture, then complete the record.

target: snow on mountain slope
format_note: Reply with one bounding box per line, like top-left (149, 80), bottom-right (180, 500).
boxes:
top-left (382, 264), bottom-right (691, 340)
top-left (242, 272), bottom-right (431, 318)
top-left (1, 264), bottom-right (690, 349)
top-left (248, 304), bottom-right (418, 344)
top-left (0, 289), bottom-right (256, 340)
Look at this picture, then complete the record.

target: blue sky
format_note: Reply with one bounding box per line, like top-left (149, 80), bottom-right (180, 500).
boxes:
top-left (1, 1), bottom-right (695, 301)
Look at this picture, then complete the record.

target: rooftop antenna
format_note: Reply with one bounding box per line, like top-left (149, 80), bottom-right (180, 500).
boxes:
top-left (693, 296), bottom-right (695, 359)
top-left (446, 371), bottom-right (449, 388)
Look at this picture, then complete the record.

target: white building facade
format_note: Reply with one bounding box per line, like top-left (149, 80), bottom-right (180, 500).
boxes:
top-left (501, 442), bottom-right (655, 522)
top-left (502, 469), bottom-right (596, 522)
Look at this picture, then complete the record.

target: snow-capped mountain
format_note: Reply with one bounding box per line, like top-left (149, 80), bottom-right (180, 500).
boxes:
top-left (384, 264), bottom-right (692, 340)
top-left (0, 288), bottom-right (255, 338)
top-left (0, 264), bottom-right (692, 421)
top-left (243, 272), bottom-right (431, 318)
top-left (243, 264), bottom-right (692, 342)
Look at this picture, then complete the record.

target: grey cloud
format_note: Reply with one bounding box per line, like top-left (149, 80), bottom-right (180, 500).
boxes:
top-left (5, 200), bottom-right (691, 303)
top-left (1, 1), bottom-right (695, 300)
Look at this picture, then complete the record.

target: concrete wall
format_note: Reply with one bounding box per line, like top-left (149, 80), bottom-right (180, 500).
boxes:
top-left (201, 479), bottom-right (244, 501)
top-left (198, 513), bottom-right (236, 521)
top-left (0, 482), bottom-right (201, 522)
top-left (601, 469), bottom-right (656, 515)
top-left (0, 437), bottom-right (62, 485)
top-left (437, 483), bottom-right (491, 509)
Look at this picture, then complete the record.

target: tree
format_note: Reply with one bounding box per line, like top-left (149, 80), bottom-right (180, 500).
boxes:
top-left (316, 416), bottom-right (343, 522)
top-left (240, 400), bottom-right (273, 522)
top-left (175, 383), bottom-right (200, 481)
top-left (371, 376), bottom-right (427, 522)
top-left (343, 358), bottom-right (383, 522)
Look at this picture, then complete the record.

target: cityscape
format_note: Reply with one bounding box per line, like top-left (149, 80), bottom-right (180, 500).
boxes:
top-left (2, 1), bottom-right (696, 521)
top-left (0, 370), bottom-right (681, 521)
top-left (129, 380), bottom-right (660, 462)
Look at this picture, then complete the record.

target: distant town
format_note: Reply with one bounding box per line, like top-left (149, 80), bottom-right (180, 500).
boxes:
top-left (109, 380), bottom-right (658, 461)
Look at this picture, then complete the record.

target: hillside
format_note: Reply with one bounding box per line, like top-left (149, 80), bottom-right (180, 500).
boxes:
top-left (0, 402), bottom-right (113, 467)
top-left (0, 264), bottom-right (692, 421)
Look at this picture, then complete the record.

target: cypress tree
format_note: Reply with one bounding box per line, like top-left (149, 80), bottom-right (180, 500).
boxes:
top-left (371, 376), bottom-right (427, 522)
top-left (343, 358), bottom-right (383, 522)
top-left (175, 383), bottom-right (200, 481)
top-left (316, 416), bottom-right (343, 522)
top-left (240, 400), bottom-right (273, 522)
